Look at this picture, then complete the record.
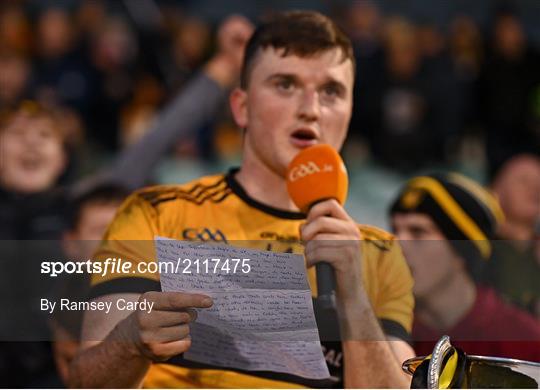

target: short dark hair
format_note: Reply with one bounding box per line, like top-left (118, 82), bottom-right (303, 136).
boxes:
top-left (67, 184), bottom-right (130, 230)
top-left (240, 10), bottom-right (355, 89)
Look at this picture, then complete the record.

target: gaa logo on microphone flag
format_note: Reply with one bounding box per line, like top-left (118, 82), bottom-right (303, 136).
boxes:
top-left (289, 161), bottom-right (319, 181)
top-left (289, 161), bottom-right (337, 182)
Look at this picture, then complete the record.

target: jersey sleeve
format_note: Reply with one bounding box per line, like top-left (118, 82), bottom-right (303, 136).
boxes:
top-left (374, 239), bottom-right (414, 342)
top-left (89, 192), bottom-right (161, 299)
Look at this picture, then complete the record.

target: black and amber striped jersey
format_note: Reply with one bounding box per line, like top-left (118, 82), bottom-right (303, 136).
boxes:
top-left (90, 169), bottom-right (414, 388)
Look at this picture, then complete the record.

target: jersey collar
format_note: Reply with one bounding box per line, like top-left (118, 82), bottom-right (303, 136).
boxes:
top-left (225, 168), bottom-right (305, 220)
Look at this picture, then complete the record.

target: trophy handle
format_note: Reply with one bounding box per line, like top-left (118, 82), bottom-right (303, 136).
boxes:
top-left (427, 335), bottom-right (454, 389)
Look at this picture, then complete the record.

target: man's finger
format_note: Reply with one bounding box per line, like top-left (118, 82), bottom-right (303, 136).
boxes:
top-left (301, 216), bottom-right (345, 241)
top-left (305, 240), bottom-right (359, 269)
top-left (304, 234), bottom-right (343, 254)
top-left (149, 339), bottom-right (192, 361)
top-left (149, 292), bottom-right (213, 311)
top-left (145, 309), bottom-right (197, 327)
top-left (153, 324), bottom-right (191, 342)
top-left (306, 199), bottom-right (350, 223)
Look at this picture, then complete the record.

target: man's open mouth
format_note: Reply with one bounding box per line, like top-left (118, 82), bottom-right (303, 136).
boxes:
top-left (290, 129), bottom-right (319, 147)
top-left (19, 157), bottom-right (43, 171)
top-left (292, 129), bottom-right (316, 140)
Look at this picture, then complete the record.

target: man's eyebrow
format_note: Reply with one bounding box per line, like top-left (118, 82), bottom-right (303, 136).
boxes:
top-left (265, 73), bottom-right (347, 90)
top-left (321, 78), bottom-right (347, 92)
top-left (264, 73), bottom-right (298, 83)
top-left (409, 225), bottom-right (428, 233)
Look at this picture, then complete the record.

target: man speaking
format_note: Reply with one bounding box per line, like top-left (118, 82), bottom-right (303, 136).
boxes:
top-left (70, 11), bottom-right (414, 388)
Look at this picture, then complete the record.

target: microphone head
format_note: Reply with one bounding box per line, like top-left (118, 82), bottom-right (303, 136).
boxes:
top-left (286, 144), bottom-right (348, 213)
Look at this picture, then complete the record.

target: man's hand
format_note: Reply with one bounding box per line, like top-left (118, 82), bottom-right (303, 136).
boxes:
top-left (300, 200), bottom-right (412, 387)
top-left (69, 291), bottom-right (212, 388)
top-left (300, 199), bottom-right (363, 303)
top-left (121, 291), bottom-right (213, 362)
top-left (205, 15), bottom-right (254, 88)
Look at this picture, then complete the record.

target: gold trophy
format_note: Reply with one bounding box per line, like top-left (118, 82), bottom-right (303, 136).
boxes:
top-left (402, 336), bottom-right (540, 388)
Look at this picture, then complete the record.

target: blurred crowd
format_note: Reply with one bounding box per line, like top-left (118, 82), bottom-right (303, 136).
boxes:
top-left (1, 0), bottom-right (539, 177)
top-left (0, 0), bottom-right (538, 388)
top-left (346, 1), bottom-right (540, 176)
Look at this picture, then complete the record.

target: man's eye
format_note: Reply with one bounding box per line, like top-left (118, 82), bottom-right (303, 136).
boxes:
top-left (6, 127), bottom-right (23, 137)
top-left (322, 85), bottom-right (340, 97)
top-left (39, 129), bottom-right (54, 139)
top-left (409, 229), bottom-right (425, 239)
top-left (276, 79), bottom-right (293, 91)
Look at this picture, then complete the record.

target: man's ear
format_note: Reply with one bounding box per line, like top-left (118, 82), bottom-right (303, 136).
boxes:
top-left (230, 87), bottom-right (248, 129)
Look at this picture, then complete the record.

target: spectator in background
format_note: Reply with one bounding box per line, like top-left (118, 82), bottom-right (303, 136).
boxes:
top-left (365, 17), bottom-right (464, 171)
top-left (87, 16), bottom-right (138, 151)
top-left (367, 17), bottom-right (432, 171)
top-left (488, 154), bottom-right (540, 319)
top-left (493, 154), bottom-right (540, 243)
top-left (344, 0), bottom-right (385, 144)
top-left (0, 4), bottom-right (33, 56)
top-left (416, 21), bottom-right (463, 160)
top-left (449, 15), bottom-right (483, 80)
top-left (118, 9), bottom-right (215, 159)
top-left (165, 17), bottom-right (217, 159)
top-left (448, 15), bottom-right (483, 137)
top-left (0, 13), bottom-right (253, 235)
top-left (478, 8), bottom-right (540, 177)
top-left (119, 74), bottom-right (165, 147)
top-left (0, 15), bottom-right (252, 386)
top-left (0, 4), bottom-right (33, 109)
top-left (32, 7), bottom-right (93, 114)
top-left (417, 22), bottom-right (446, 61)
top-left (0, 102), bottom-right (70, 387)
top-left (390, 173), bottom-right (540, 362)
top-left (168, 17), bottom-right (212, 90)
top-left (0, 102), bottom-right (71, 239)
top-left (75, 0), bottom-right (107, 38)
top-left (51, 184), bottom-right (129, 385)
top-left (0, 51), bottom-right (31, 108)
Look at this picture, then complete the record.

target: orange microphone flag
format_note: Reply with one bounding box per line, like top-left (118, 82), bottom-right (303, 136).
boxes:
top-left (286, 144), bottom-right (348, 213)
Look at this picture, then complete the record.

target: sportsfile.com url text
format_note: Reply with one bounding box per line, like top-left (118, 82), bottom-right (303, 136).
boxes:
top-left (41, 257), bottom-right (251, 277)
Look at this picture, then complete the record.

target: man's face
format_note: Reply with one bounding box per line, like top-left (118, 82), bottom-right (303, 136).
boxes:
top-left (494, 15), bottom-right (525, 57)
top-left (392, 213), bottom-right (463, 298)
top-left (493, 158), bottom-right (540, 225)
top-left (0, 114), bottom-right (66, 193)
top-left (64, 202), bottom-right (120, 259)
top-left (231, 47), bottom-right (354, 177)
top-left (76, 202), bottom-right (119, 242)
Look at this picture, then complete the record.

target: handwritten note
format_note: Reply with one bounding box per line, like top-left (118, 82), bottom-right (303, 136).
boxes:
top-left (156, 237), bottom-right (329, 380)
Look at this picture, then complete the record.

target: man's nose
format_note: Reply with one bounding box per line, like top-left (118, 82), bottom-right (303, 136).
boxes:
top-left (396, 237), bottom-right (415, 264)
top-left (394, 229), bottom-right (408, 241)
top-left (297, 90), bottom-right (320, 122)
top-left (22, 130), bottom-right (43, 146)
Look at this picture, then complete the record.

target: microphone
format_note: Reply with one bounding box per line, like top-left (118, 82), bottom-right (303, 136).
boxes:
top-left (286, 144), bottom-right (348, 311)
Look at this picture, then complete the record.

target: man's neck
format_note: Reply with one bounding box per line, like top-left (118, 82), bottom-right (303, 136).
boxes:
top-left (235, 157), bottom-right (297, 212)
top-left (416, 272), bottom-right (477, 331)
